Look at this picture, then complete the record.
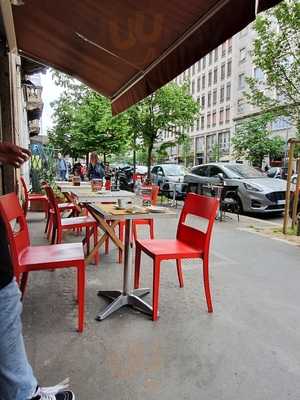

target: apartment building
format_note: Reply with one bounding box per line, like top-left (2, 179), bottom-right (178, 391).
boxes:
top-left (159, 23), bottom-right (295, 166)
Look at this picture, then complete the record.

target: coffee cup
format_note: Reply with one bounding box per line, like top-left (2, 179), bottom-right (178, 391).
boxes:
top-left (118, 199), bottom-right (125, 209)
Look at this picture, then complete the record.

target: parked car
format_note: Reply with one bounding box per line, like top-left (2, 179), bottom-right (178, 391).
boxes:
top-left (184, 163), bottom-right (288, 214)
top-left (267, 166), bottom-right (288, 180)
top-left (151, 164), bottom-right (187, 199)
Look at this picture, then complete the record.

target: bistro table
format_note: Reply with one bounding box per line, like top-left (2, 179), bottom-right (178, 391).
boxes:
top-left (85, 203), bottom-right (176, 320)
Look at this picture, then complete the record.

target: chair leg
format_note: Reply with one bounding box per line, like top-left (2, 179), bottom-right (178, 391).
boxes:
top-left (93, 225), bottom-right (99, 265)
top-left (20, 272), bottom-right (29, 299)
top-left (118, 222), bottom-right (124, 264)
top-left (56, 227), bottom-right (62, 244)
top-left (134, 245), bottom-right (142, 289)
top-left (44, 212), bottom-right (50, 234)
top-left (132, 221), bottom-right (138, 242)
top-left (149, 219), bottom-right (154, 239)
top-left (152, 258), bottom-right (161, 321)
top-left (77, 263), bottom-right (85, 333)
top-left (176, 259), bottom-right (184, 288)
top-left (86, 227), bottom-right (91, 256)
top-left (203, 256), bottom-right (213, 313)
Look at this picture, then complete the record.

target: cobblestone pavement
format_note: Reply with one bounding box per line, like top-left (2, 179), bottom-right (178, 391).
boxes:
top-left (22, 209), bottom-right (300, 400)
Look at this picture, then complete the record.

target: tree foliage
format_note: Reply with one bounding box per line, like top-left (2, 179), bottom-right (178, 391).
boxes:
top-left (232, 113), bottom-right (285, 166)
top-left (49, 72), bottom-right (131, 160)
top-left (128, 82), bottom-right (200, 175)
top-left (245, 1), bottom-right (300, 133)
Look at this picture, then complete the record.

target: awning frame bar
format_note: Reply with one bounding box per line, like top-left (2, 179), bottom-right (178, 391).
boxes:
top-left (111, 0), bottom-right (231, 104)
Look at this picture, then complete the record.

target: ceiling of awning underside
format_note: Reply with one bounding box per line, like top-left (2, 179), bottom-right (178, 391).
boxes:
top-left (11, 0), bottom-right (282, 114)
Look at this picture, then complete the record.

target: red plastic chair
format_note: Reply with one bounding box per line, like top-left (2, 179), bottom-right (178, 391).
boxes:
top-left (20, 176), bottom-right (48, 217)
top-left (44, 186), bottom-right (99, 264)
top-left (134, 193), bottom-right (219, 320)
top-left (0, 193), bottom-right (86, 332)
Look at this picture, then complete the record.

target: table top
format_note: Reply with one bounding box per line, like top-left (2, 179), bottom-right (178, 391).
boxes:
top-left (87, 203), bottom-right (177, 220)
top-left (71, 189), bottom-right (136, 203)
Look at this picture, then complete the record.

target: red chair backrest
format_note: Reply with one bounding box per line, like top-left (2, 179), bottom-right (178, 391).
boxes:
top-left (0, 193), bottom-right (30, 271)
top-left (44, 185), bottom-right (61, 228)
top-left (177, 193), bottom-right (219, 254)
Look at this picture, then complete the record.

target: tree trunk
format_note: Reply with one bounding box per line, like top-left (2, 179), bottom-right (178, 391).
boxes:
top-left (133, 132), bottom-right (137, 174)
top-left (86, 153), bottom-right (89, 166)
top-left (147, 143), bottom-right (153, 180)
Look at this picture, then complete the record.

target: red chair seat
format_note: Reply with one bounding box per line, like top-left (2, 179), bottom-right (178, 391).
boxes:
top-left (61, 215), bottom-right (96, 228)
top-left (19, 243), bottom-right (84, 269)
top-left (137, 239), bottom-right (202, 259)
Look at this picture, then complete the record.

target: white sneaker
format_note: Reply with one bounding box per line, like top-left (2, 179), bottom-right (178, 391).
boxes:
top-left (30, 378), bottom-right (75, 400)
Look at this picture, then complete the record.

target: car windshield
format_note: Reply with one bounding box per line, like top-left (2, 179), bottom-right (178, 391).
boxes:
top-left (163, 165), bottom-right (187, 176)
top-left (225, 164), bottom-right (265, 178)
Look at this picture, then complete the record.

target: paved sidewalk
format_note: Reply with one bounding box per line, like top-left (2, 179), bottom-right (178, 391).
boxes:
top-left (23, 211), bottom-right (300, 400)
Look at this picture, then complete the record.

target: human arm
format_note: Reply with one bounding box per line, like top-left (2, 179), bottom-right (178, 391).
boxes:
top-left (0, 142), bottom-right (31, 167)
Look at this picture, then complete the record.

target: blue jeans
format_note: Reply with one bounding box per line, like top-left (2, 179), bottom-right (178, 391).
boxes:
top-left (59, 170), bottom-right (67, 181)
top-left (0, 279), bottom-right (37, 400)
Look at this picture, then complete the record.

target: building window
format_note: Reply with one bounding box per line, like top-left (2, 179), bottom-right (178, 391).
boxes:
top-left (227, 60), bottom-right (232, 77)
top-left (237, 99), bottom-right (245, 114)
top-left (254, 67), bottom-right (264, 81)
top-left (197, 97), bottom-right (200, 105)
top-left (187, 68), bottom-right (191, 77)
top-left (213, 67), bottom-right (217, 84)
top-left (219, 131), bottom-right (230, 151)
top-left (219, 108), bottom-right (224, 124)
top-left (212, 111), bottom-right (216, 127)
top-left (208, 92), bottom-right (211, 107)
top-left (208, 71), bottom-right (212, 86)
top-left (196, 136), bottom-right (205, 152)
top-left (202, 56), bottom-right (206, 69)
top-left (202, 74), bottom-right (206, 89)
top-left (213, 89), bottom-right (217, 105)
top-left (201, 95), bottom-right (205, 108)
top-left (240, 47), bottom-right (246, 62)
top-left (197, 77), bottom-right (201, 92)
top-left (221, 42), bottom-right (226, 57)
top-left (226, 83), bottom-right (231, 100)
top-left (191, 80), bottom-right (195, 94)
top-left (225, 106), bottom-right (230, 122)
top-left (197, 61), bottom-right (201, 73)
top-left (220, 85), bottom-right (225, 103)
top-left (196, 118), bottom-right (200, 130)
top-left (214, 48), bottom-right (218, 62)
top-left (221, 63), bottom-right (225, 80)
top-left (209, 52), bottom-right (213, 65)
top-left (192, 64), bottom-right (195, 75)
top-left (271, 117), bottom-right (291, 131)
top-left (201, 116), bottom-right (205, 129)
top-left (207, 113), bottom-right (211, 128)
top-left (238, 73), bottom-right (245, 90)
top-left (228, 38), bottom-right (232, 53)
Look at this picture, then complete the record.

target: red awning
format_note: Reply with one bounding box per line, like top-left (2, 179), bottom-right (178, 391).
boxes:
top-left (11, 0), bottom-right (281, 114)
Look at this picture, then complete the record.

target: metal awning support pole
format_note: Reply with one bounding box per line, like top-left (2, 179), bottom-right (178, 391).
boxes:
top-left (0, 0), bottom-right (17, 53)
top-left (283, 139), bottom-right (300, 234)
top-left (292, 158), bottom-right (300, 229)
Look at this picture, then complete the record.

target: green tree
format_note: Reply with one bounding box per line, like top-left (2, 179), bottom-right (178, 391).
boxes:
top-left (49, 72), bottom-right (130, 161)
top-left (245, 1), bottom-right (300, 134)
top-left (177, 134), bottom-right (193, 167)
top-left (232, 113), bottom-right (285, 166)
top-left (128, 82), bottom-right (200, 176)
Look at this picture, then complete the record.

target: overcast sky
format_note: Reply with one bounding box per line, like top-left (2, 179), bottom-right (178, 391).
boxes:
top-left (40, 69), bottom-right (64, 135)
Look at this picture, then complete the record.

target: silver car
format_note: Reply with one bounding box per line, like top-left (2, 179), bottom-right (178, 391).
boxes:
top-left (184, 163), bottom-right (288, 213)
top-left (151, 164), bottom-right (187, 199)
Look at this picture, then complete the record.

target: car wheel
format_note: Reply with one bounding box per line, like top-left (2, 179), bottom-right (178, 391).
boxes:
top-left (292, 177), bottom-right (297, 184)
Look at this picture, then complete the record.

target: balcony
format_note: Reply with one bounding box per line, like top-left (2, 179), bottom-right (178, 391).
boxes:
top-left (24, 84), bottom-right (43, 113)
top-left (28, 119), bottom-right (40, 137)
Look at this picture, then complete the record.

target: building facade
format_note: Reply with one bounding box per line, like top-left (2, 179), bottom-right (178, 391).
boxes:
top-left (159, 22), bottom-right (295, 166)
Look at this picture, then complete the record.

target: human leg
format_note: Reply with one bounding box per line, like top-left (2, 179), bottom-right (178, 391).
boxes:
top-left (0, 279), bottom-right (37, 400)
